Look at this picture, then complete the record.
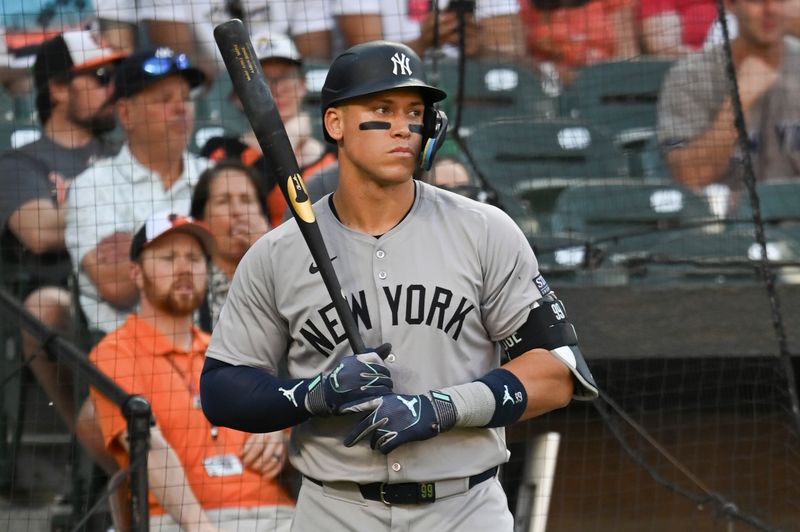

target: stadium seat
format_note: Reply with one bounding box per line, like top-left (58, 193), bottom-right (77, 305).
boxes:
top-left (467, 118), bottom-right (628, 184)
top-left (560, 59), bottom-right (674, 179)
top-left (550, 181), bottom-right (711, 240)
top-left (733, 180), bottom-right (800, 222)
top-left (732, 180), bottom-right (800, 257)
top-left (465, 118), bottom-right (629, 227)
top-left (561, 58), bottom-right (673, 136)
top-left (194, 72), bottom-right (249, 137)
top-left (429, 58), bottom-right (557, 133)
top-left (618, 224), bottom-right (800, 284)
top-left (302, 58), bottom-right (330, 109)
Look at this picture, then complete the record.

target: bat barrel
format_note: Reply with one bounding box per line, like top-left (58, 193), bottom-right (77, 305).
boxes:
top-left (213, 20), bottom-right (366, 355)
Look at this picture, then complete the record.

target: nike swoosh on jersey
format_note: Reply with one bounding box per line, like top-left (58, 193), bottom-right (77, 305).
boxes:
top-left (309, 256), bottom-right (338, 274)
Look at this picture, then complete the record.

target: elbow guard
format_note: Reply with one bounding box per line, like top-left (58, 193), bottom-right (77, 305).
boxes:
top-left (500, 294), bottom-right (599, 401)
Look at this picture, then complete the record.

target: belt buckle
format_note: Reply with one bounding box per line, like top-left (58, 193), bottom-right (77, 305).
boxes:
top-left (379, 482), bottom-right (391, 505)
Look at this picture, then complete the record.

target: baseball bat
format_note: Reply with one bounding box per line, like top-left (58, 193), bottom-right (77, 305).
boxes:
top-left (213, 19), bottom-right (366, 354)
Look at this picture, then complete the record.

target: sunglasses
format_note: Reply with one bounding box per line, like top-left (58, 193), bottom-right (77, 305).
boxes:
top-left (142, 51), bottom-right (191, 76)
top-left (73, 65), bottom-right (115, 86)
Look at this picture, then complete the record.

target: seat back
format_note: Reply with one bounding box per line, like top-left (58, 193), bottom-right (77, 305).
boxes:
top-left (561, 59), bottom-right (674, 138)
top-left (431, 58), bottom-right (557, 132)
top-left (551, 181), bottom-right (712, 240)
top-left (466, 118), bottom-right (629, 191)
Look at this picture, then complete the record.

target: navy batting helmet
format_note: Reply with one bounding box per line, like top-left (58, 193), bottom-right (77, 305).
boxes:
top-left (320, 41), bottom-right (448, 169)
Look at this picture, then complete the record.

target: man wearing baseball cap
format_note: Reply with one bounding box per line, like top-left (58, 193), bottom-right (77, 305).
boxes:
top-left (0, 29), bottom-right (127, 484)
top-left (201, 32), bottom-right (336, 227)
top-left (89, 211), bottom-right (295, 531)
top-left (66, 47), bottom-right (212, 334)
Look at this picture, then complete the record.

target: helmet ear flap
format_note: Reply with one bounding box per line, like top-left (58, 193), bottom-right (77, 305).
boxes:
top-left (419, 107), bottom-right (448, 171)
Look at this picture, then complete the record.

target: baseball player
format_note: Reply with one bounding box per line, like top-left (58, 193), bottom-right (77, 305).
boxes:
top-left (201, 41), bottom-right (598, 531)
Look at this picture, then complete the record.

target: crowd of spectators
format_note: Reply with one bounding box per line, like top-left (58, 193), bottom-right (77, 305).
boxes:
top-left (0, 0), bottom-right (798, 528)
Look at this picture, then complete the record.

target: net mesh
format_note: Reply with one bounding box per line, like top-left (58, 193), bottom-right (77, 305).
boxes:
top-left (0, 1), bottom-right (798, 530)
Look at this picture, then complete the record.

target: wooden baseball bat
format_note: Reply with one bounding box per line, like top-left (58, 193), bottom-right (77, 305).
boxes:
top-left (213, 19), bottom-right (366, 354)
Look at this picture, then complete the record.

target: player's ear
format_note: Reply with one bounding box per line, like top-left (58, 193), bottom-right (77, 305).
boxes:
top-left (324, 107), bottom-right (344, 141)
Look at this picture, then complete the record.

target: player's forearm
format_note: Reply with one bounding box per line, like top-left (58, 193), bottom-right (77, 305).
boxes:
top-left (200, 357), bottom-right (313, 432)
top-left (502, 349), bottom-right (573, 420)
top-left (667, 98), bottom-right (740, 188)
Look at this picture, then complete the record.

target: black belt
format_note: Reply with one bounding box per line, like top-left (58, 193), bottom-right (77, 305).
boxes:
top-left (306, 466), bottom-right (498, 505)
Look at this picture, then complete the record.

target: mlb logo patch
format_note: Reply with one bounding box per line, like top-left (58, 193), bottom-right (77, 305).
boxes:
top-left (533, 274), bottom-right (551, 297)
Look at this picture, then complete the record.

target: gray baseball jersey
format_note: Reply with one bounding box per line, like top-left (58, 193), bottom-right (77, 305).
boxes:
top-left (657, 37), bottom-right (800, 188)
top-left (207, 181), bottom-right (548, 483)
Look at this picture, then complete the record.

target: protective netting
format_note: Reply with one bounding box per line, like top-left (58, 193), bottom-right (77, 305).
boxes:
top-left (0, 1), bottom-right (798, 531)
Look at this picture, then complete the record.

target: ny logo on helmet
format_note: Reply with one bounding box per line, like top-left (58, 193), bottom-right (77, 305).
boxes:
top-left (391, 52), bottom-right (412, 76)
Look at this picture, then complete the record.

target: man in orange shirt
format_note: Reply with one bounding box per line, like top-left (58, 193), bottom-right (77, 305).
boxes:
top-left (89, 212), bottom-right (294, 531)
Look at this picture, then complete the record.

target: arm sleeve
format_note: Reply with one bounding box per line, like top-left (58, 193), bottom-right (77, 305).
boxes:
top-left (478, 206), bottom-right (542, 341)
top-left (200, 357), bottom-right (312, 432)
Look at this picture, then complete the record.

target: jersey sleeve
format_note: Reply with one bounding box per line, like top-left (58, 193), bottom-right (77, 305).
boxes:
top-left (478, 206), bottom-right (542, 342)
top-left (205, 235), bottom-right (288, 373)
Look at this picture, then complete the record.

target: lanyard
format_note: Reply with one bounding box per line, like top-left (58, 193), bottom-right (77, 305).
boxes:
top-left (164, 353), bottom-right (219, 441)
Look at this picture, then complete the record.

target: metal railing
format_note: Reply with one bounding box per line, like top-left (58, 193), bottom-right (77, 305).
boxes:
top-left (0, 286), bottom-right (150, 531)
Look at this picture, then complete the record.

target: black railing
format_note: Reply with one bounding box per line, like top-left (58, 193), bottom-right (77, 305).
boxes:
top-left (0, 286), bottom-right (150, 531)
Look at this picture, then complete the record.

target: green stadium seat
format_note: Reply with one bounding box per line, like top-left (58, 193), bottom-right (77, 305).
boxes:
top-left (194, 72), bottom-right (249, 136)
top-left (467, 118), bottom-right (628, 185)
top-left (618, 224), bottom-right (800, 284)
top-left (561, 58), bottom-right (673, 136)
top-left (465, 118), bottom-right (630, 232)
top-left (302, 58), bottom-right (330, 109)
top-left (430, 58), bottom-right (557, 133)
top-left (550, 181), bottom-right (712, 240)
top-left (733, 180), bottom-right (800, 254)
top-left (560, 59), bottom-right (674, 179)
top-left (734, 180), bottom-right (800, 222)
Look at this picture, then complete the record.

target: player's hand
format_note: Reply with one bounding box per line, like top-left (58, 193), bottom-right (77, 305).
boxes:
top-left (304, 343), bottom-right (393, 416)
top-left (240, 430), bottom-right (288, 479)
top-left (343, 393), bottom-right (457, 455)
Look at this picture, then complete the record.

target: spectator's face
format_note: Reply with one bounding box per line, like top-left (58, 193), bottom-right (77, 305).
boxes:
top-left (119, 75), bottom-right (194, 152)
top-left (66, 63), bottom-right (116, 134)
top-left (137, 232), bottom-right (207, 317)
top-left (204, 168), bottom-right (268, 265)
top-left (733, 0), bottom-right (787, 47)
top-left (261, 60), bottom-right (306, 123)
top-left (327, 89), bottom-right (425, 184)
top-left (429, 159), bottom-right (472, 188)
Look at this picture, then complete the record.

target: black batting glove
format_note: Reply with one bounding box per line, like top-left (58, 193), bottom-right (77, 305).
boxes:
top-left (343, 391), bottom-right (457, 454)
top-left (304, 343), bottom-right (393, 416)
